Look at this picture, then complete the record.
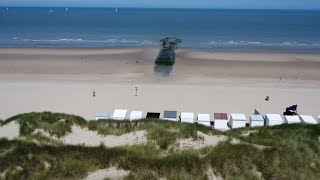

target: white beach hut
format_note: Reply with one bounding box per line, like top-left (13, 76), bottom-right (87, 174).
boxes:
top-left (299, 115), bottom-right (317, 124)
top-left (180, 112), bottom-right (194, 124)
top-left (129, 111), bottom-right (143, 121)
top-left (250, 115), bottom-right (264, 127)
top-left (95, 112), bottom-right (109, 120)
top-left (197, 113), bottom-right (211, 127)
top-left (229, 113), bottom-right (247, 129)
top-left (163, 111), bottom-right (178, 121)
top-left (214, 113), bottom-right (229, 130)
top-left (112, 109), bottom-right (127, 120)
top-left (265, 114), bottom-right (283, 126)
top-left (284, 115), bottom-right (301, 124)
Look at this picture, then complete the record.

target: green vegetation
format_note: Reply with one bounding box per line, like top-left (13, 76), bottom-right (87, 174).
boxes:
top-left (1, 112), bottom-right (320, 179)
top-left (155, 37), bottom-right (182, 66)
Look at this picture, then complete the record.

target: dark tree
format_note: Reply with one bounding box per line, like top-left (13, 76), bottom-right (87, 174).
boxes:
top-left (155, 37), bottom-right (182, 66)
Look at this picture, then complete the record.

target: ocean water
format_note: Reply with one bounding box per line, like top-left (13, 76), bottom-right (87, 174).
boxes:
top-left (0, 7), bottom-right (320, 52)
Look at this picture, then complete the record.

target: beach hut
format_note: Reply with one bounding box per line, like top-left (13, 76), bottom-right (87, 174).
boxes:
top-left (146, 112), bottom-right (160, 119)
top-left (180, 112), bottom-right (194, 123)
top-left (112, 109), bottom-right (127, 120)
top-left (250, 115), bottom-right (264, 127)
top-left (299, 115), bottom-right (317, 124)
top-left (129, 111), bottom-right (143, 121)
top-left (284, 115), bottom-right (301, 124)
top-left (95, 112), bottom-right (109, 120)
top-left (229, 113), bottom-right (247, 129)
top-left (265, 114), bottom-right (283, 126)
top-left (197, 113), bottom-right (211, 127)
top-left (163, 111), bottom-right (177, 121)
top-left (214, 113), bottom-right (229, 130)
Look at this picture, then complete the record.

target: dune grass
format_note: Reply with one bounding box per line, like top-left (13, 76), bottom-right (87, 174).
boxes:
top-left (1, 112), bottom-right (320, 179)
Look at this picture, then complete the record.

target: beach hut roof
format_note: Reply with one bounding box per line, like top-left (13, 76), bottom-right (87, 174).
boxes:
top-left (231, 113), bottom-right (246, 121)
top-left (96, 112), bottom-right (109, 117)
top-left (146, 112), bottom-right (160, 118)
top-left (214, 113), bottom-right (228, 120)
top-left (285, 115), bottom-right (300, 122)
top-left (198, 114), bottom-right (210, 121)
top-left (113, 109), bottom-right (127, 118)
top-left (254, 109), bottom-right (261, 115)
top-left (266, 114), bottom-right (283, 121)
top-left (251, 115), bottom-right (264, 121)
top-left (164, 111), bottom-right (177, 119)
top-left (130, 111), bottom-right (143, 117)
top-left (299, 115), bottom-right (316, 123)
top-left (180, 112), bottom-right (194, 119)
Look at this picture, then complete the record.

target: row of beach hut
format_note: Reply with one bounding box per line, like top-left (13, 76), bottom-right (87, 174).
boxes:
top-left (96, 109), bottom-right (320, 130)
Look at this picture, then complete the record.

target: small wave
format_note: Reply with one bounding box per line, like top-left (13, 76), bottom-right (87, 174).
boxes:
top-left (141, 40), bottom-right (154, 45)
top-left (23, 38), bottom-right (137, 43)
top-left (19, 38), bottom-right (157, 45)
top-left (30, 38), bottom-right (84, 42)
top-left (209, 40), bottom-right (320, 47)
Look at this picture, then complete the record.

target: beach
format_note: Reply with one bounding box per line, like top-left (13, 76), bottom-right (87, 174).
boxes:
top-left (0, 47), bottom-right (320, 120)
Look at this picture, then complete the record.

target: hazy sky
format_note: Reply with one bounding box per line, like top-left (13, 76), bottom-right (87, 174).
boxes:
top-left (1, 0), bottom-right (320, 9)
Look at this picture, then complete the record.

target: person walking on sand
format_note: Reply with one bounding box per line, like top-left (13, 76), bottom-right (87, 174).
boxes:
top-left (93, 91), bottom-right (96, 97)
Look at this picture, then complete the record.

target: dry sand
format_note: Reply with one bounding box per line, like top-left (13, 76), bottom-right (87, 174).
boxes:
top-left (175, 131), bottom-right (228, 150)
top-left (33, 127), bottom-right (148, 147)
top-left (0, 47), bottom-right (320, 120)
top-left (62, 126), bottom-right (147, 147)
top-left (85, 167), bottom-right (130, 180)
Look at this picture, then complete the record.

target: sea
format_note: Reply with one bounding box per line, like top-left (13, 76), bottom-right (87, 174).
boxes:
top-left (1, 7), bottom-right (320, 52)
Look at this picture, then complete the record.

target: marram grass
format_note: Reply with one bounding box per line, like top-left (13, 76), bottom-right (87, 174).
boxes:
top-left (1, 112), bottom-right (320, 179)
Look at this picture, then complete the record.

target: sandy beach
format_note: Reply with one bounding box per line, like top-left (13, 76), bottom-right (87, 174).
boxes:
top-left (0, 47), bottom-right (320, 120)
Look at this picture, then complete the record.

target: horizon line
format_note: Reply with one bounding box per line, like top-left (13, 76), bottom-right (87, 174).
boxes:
top-left (1, 6), bottom-right (320, 11)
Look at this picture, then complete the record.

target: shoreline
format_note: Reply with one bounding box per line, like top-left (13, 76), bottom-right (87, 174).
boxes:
top-left (1, 46), bottom-right (320, 54)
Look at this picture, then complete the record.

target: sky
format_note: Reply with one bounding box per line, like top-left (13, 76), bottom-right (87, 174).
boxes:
top-left (1, 0), bottom-right (320, 10)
